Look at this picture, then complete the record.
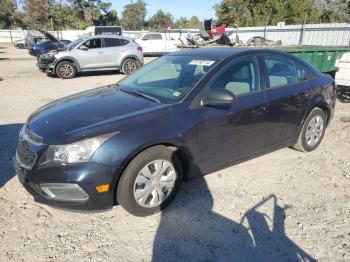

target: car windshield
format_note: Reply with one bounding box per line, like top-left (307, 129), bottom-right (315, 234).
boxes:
top-left (66, 37), bottom-right (87, 50)
top-left (118, 55), bottom-right (219, 103)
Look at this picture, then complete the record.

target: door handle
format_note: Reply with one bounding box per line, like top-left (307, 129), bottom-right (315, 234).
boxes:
top-left (98, 51), bottom-right (104, 54)
top-left (251, 106), bottom-right (266, 115)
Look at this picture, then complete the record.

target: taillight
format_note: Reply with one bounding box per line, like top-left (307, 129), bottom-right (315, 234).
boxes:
top-left (137, 46), bottom-right (143, 52)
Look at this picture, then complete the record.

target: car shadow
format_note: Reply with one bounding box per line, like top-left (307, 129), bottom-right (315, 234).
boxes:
top-left (0, 123), bottom-right (22, 188)
top-left (152, 154), bottom-right (315, 261)
top-left (78, 70), bottom-right (122, 77)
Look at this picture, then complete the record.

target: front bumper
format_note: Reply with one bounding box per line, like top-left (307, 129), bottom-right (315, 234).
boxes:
top-left (37, 56), bottom-right (55, 71)
top-left (46, 61), bottom-right (57, 75)
top-left (13, 158), bottom-right (123, 211)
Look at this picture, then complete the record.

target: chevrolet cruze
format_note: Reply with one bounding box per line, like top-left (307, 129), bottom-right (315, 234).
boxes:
top-left (14, 48), bottom-right (336, 216)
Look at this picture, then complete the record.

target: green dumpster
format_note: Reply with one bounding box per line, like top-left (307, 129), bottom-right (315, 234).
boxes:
top-left (177, 44), bottom-right (350, 74)
top-left (279, 46), bottom-right (350, 73)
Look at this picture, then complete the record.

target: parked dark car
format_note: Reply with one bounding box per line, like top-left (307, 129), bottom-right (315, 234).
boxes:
top-left (24, 30), bottom-right (46, 49)
top-left (14, 48), bottom-right (336, 216)
top-left (29, 39), bottom-right (71, 57)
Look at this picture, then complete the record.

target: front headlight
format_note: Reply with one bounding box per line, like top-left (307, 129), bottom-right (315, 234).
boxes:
top-left (46, 133), bottom-right (116, 164)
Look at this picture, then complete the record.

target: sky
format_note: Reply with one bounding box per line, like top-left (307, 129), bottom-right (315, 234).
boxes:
top-left (110, 0), bottom-right (222, 20)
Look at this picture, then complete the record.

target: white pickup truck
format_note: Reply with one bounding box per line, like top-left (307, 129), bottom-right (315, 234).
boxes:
top-left (135, 32), bottom-right (180, 55)
top-left (335, 52), bottom-right (350, 101)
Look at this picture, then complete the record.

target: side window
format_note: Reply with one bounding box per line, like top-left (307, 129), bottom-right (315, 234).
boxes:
top-left (104, 38), bottom-right (129, 47)
top-left (296, 62), bottom-right (315, 81)
top-left (264, 55), bottom-right (297, 88)
top-left (210, 56), bottom-right (260, 96)
top-left (143, 34), bottom-right (162, 40)
top-left (82, 38), bottom-right (102, 49)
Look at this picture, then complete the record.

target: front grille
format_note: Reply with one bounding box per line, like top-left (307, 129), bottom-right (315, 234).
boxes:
top-left (16, 139), bottom-right (37, 169)
top-left (38, 56), bottom-right (55, 69)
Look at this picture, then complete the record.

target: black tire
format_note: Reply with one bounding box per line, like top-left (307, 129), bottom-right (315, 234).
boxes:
top-left (293, 108), bottom-right (327, 152)
top-left (56, 61), bottom-right (77, 79)
top-left (121, 58), bottom-right (139, 75)
top-left (117, 145), bottom-right (182, 216)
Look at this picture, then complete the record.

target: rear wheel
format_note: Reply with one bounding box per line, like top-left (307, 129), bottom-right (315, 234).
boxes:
top-left (121, 58), bottom-right (139, 75)
top-left (293, 108), bottom-right (326, 152)
top-left (117, 146), bottom-right (182, 216)
top-left (56, 61), bottom-right (77, 79)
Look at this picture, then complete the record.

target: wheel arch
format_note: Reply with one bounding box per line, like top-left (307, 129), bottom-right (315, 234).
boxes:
top-left (121, 55), bottom-right (142, 67)
top-left (55, 57), bottom-right (81, 72)
top-left (112, 142), bottom-right (191, 204)
top-left (307, 102), bottom-right (331, 126)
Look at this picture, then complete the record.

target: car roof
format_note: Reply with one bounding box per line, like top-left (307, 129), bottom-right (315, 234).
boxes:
top-left (87, 35), bottom-right (131, 41)
top-left (169, 47), bottom-right (289, 59)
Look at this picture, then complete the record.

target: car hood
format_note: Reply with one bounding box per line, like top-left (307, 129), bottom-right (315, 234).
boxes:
top-left (39, 30), bottom-right (61, 44)
top-left (27, 85), bottom-right (172, 145)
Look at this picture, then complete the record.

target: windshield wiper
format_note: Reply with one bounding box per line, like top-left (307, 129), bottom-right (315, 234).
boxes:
top-left (119, 87), bottom-right (161, 104)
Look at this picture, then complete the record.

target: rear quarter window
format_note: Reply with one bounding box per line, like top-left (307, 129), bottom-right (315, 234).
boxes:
top-left (264, 55), bottom-right (298, 88)
top-left (296, 62), bottom-right (316, 81)
top-left (104, 38), bottom-right (129, 47)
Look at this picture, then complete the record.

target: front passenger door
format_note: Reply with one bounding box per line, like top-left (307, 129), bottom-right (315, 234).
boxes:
top-left (77, 38), bottom-right (105, 69)
top-left (197, 56), bottom-right (270, 173)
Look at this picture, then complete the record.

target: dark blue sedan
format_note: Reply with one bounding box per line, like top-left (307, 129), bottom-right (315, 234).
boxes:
top-left (14, 48), bottom-right (336, 216)
top-left (28, 39), bottom-right (71, 57)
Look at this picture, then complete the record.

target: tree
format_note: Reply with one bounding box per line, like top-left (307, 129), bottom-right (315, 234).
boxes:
top-left (23, 0), bottom-right (50, 29)
top-left (317, 0), bottom-right (350, 23)
top-left (0, 0), bottom-right (21, 28)
top-left (188, 16), bottom-right (202, 28)
top-left (121, 0), bottom-right (147, 30)
top-left (174, 17), bottom-right (188, 28)
top-left (174, 16), bottom-right (202, 28)
top-left (148, 9), bottom-right (173, 29)
top-left (214, 0), bottom-right (253, 27)
top-left (214, 0), bottom-right (349, 27)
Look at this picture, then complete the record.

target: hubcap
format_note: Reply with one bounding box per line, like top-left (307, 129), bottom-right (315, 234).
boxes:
top-left (124, 60), bottom-right (137, 74)
top-left (305, 115), bottom-right (324, 146)
top-left (133, 160), bottom-right (177, 208)
top-left (59, 64), bottom-right (73, 77)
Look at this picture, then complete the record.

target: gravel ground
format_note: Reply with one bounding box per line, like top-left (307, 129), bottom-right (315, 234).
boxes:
top-left (0, 44), bottom-right (349, 262)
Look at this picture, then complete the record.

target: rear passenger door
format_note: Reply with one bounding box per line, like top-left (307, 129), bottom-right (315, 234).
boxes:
top-left (262, 55), bottom-right (311, 146)
top-left (102, 38), bottom-right (129, 68)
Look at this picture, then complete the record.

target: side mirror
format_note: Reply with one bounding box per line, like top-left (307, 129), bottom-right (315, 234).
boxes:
top-left (142, 38), bottom-right (149, 41)
top-left (201, 89), bottom-right (235, 107)
top-left (79, 45), bottom-right (88, 51)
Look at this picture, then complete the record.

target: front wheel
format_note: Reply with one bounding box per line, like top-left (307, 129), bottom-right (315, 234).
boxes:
top-left (293, 108), bottom-right (327, 152)
top-left (121, 58), bottom-right (139, 75)
top-left (56, 61), bottom-right (77, 79)
top-left (116, 146), bottom-right (182, 216)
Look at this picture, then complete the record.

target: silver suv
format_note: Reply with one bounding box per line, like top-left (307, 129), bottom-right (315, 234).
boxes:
top-left (45, 35), bottom-right (143, 79)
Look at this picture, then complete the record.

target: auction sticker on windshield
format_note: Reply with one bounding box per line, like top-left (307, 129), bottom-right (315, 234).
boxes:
top-left (189, 60), bottom-right (215, 66)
